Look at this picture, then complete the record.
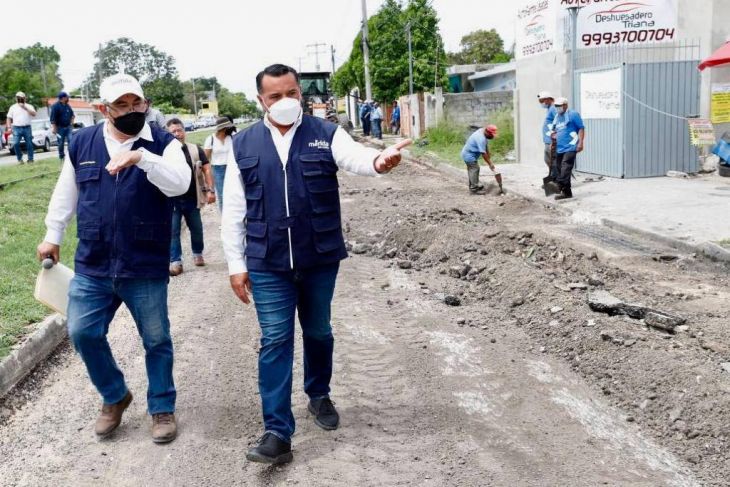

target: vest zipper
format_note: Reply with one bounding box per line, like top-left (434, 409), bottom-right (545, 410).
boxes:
top-left (112, 173), bottom-right (119, 278)
top-left (283, 164), bottom-right (294, 269)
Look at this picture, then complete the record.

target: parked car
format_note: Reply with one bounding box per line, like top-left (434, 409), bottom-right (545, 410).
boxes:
top-left (183, 120), bottom-right (194, 132)
top-left (8, 119), bottom-right (58, 153)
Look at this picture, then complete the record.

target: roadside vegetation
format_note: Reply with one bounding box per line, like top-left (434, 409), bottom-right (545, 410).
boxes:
top-left (412, 109), bottom-right (515, 167)
top-left (0, 158), bottom-right (76, 358)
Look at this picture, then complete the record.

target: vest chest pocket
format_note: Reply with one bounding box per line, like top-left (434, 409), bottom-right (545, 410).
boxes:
top-left (76, 167), bottom-right (101, 201)
top-left (244, 184), bottom-right (264, 220)
top-left (300, 152), bottom-right (340, 214)
top-left (245, 221), bottom-right (268, 258)
top-left (236, 156), bottom-right (260, 185)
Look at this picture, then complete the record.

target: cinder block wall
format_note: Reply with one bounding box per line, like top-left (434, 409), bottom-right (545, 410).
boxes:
top-left (443, 91), bottom-right (513, 128)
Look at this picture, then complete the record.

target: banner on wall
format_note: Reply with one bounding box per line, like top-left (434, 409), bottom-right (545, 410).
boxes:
top-left (516, 0), bottom-right (557, 59)
top-left (562, 0), bottom-right (679, 48)
top-left (580, 68), bottom-right (621, 119)
top-left (711, 83), bottom-right (730, 124)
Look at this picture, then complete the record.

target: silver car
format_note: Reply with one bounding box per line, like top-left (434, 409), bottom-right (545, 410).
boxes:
top-left (8, 119), bottom-right (58, 153)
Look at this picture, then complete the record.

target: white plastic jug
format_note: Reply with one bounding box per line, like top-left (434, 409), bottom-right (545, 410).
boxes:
top-left (34, 260), bottom-right (74, 316)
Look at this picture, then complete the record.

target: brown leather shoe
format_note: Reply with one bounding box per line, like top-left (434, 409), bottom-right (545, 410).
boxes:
top-left (95, 391), bottom-right (133, 438)
top-left (169, 264), bottom-right (183, 276)
top-left (193, 256), bottom-right (205, 267)
top-left (151, 413), bottom-right (177, 444)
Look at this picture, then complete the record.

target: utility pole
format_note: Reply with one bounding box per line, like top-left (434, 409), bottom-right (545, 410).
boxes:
top-left (567, 6), bottom-right (583, 108)
top-left (192, 78), bottom-right (198, 116)
top-left (434, 37), bottom-right (439, 92)
top-left (331, 45), bottom-right (338, 114)
top-left (296, 56), bottom-right (305, 72)
top-left (39, 58), bottom-right (48, 95)
top-left (406, 22), bottom-right (414, 97)
top-left (306, 43), bottom-right (327, 71)
top-left (97, 43), bottom-right (103, 96)
top-left (361, 0), bottom-right (373, 101)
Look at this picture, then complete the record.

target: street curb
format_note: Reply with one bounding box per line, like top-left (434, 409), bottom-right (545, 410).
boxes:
top-left (354, 134), bottom-right (730, 265)
top-left (0, 314), bottom-right (68, 398)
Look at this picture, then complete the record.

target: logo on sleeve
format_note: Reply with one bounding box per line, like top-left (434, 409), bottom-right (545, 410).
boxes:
top-left (308, 139), bottom-right (330, 150)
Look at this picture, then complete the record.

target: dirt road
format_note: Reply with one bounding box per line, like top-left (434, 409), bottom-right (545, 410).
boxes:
top-left (1, 155), bottom-right (728, 486)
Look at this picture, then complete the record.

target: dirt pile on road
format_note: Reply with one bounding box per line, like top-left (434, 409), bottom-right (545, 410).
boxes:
top-left (340, 165), bottom-right (730, 485)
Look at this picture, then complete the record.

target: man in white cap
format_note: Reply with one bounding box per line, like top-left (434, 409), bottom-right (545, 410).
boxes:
top-left (36, 73), bottom-right (190, 443)
top-left (537, 91), bottom-right (558, 195)
top-left (6, 91), bottom-right (37, 163)
top-left (549, 97), bottom-right (585, 200)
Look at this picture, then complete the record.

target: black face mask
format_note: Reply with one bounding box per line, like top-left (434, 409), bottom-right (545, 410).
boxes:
top-left (224, 127), bottom-right (236, 136)
top-left (111, 111), bottom-right (146, 136)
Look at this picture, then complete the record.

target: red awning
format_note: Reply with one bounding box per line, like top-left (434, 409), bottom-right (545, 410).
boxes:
top-left (699, 41), bottom-right (730, 71)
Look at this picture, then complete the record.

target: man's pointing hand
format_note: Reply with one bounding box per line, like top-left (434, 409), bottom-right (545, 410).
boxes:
top-left (374, 139), bottom-right (412, 173)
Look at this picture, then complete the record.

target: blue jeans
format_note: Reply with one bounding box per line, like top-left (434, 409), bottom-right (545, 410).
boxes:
top-left (170, 197), bottom-right (204, 263)
top-left (67, 273), bottom-right (176, 414)
top-left (249, 262), bottom-right (340, 442)
top-left (212, 165), bottom-right (226, 212)
top-left (12, 126), bottom-right (34, 162)
top-left (57, 126), bottom-right (72, 160)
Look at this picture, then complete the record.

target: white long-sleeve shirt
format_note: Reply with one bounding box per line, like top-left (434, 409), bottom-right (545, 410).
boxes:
top-left (44, 121), bottom-right (190, 245)
top-left (221, 115), bottom-right (381, 275)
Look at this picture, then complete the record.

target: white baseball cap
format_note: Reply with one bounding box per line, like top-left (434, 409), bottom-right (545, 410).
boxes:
top-left (537, 91), bottom-right (553, 100)
top-left (554, 97), bottom-right (568, 105)
top-left (15, 91), bottom-right (26, 98)
top-left (99, 73), bottom-right (145, 104)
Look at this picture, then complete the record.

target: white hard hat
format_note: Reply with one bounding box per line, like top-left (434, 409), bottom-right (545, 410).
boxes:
top-left (554, 97), bottom-right (568, 105)
top-left (99, 73), bottom-right (145, 104)
top-left (537, 91), bottom-right (553, 100)
top-left (15, 91), bottom-right (26, 98)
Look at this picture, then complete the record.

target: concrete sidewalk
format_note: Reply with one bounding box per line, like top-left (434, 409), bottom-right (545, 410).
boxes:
top-left (497, 163), bottom-right (730, 251)
top-left (354, 130), bottom-right (730, 260)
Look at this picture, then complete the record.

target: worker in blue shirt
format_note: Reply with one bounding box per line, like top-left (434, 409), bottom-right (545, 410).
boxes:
top-left (537, 91), bottom-right (558, 195)
top-left (49, 91), bottom-right (75, 160)
top-left (549, 97), bottom-right (585, 200)
top-left (460, 124), bottom-right (498, 193)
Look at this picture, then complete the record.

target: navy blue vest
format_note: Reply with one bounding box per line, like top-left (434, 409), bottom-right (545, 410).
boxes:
top-left (69, 123), bottom-right (176, 278)
top-left (233, 115), bottom-right (346, 272)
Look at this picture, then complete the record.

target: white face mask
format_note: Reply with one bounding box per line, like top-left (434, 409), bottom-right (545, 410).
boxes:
top-left (557, 106), bottom-right (567, 114)
top-left (264, 97), bottom-right (302, 126)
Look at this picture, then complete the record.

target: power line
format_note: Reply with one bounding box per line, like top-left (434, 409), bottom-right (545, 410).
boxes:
top-left (306, 43), bottom-right (328, 72)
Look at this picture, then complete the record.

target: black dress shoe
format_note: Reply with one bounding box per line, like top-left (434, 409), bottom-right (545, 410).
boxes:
top-left (246, 433), bottom-right (293, 464)
top-left (308, 397), bottom-right (340, 430)
top-left (554, 188), bottom-right (573, 200)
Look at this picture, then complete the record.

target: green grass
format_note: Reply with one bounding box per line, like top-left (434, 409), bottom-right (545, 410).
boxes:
top-left (184, 123), bottom-right (249, 147)
top-left (0, 161), bottom-right (77, 359)
top-left (412, 109), bottom-right (515, 168)
top-left (717, 239), bottom-right (730, 249)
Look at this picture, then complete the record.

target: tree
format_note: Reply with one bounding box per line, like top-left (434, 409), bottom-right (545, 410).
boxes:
top-left (80, 38), bottom-right (178, 99)
top-left (0, 43), bottom-right (63, 113)
top-left (447, 29), bottom-right (510, 65)
top-left (331, 0), bottom-right (448, 102)
top-left (217, 88), bottom-right (259, 119)
top-left (144, 75), bottom-right (185, 108)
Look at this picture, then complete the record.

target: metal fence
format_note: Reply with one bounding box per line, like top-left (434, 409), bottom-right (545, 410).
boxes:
top-left (573, 41), bottom-right (701, 178)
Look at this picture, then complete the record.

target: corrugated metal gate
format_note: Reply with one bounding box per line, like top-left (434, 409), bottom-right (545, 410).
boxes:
top-left (574, 41), bottom-right (701, 178)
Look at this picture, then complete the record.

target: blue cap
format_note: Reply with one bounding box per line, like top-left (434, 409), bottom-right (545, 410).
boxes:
top-left (58, 91), bottom-right (69, 99)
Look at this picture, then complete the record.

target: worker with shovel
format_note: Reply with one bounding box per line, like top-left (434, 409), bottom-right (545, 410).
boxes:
top-left (460, 124), bottom-right (500, 194)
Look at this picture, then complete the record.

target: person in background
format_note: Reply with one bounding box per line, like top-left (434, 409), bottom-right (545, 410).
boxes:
top-left (390, 101), bottom-right (400, 135)
top-left (166, 118), bottom-right (216, 276)
top-left (549, 97), bottom-right (585, 200)
top-left (359, 100), bottom-right (371, 136)
top-left (145, 98), bottom-right (166, 127)
top-left (371, 102), bottom-right (383, 139)
top-left (6, 91), bottom-right (37, 164)
top-left (460, 124), bottom-right (498, 194)
top-left (36, 73), bottom-right (190, 444)
top-left (50, 91), bottom-right (75, 161)
top-left (537, 91), bottom-right (558, 195)
top-left (204, 117), bottom-right (236, 212)
top-left (221, 63), bottom-right (411, 465)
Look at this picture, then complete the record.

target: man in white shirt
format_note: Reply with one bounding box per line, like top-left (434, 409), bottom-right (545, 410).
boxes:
top-left (6, 91), bottom-right (37, 163)
top-left (36, 74), bottom-right (190, 444)
top-left (221, 64), bottom-right (410, 464)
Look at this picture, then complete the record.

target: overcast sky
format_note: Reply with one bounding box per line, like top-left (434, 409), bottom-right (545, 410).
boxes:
top-left (2, 0), bottom-right (516, 99)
